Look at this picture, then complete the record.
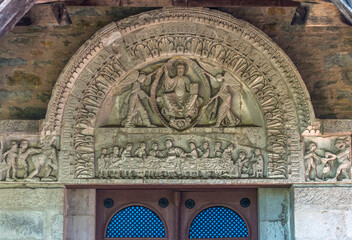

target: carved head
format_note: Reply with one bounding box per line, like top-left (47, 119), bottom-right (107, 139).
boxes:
top-left (140, 142), bottom-right (146, 149)
top-left (152, 142), bottom-right (159, 150)
top-left (101, 148), bottom-right (108, 154)
top-left (126, 143), bottom-right (133, 150)
top-left (215, 73), bottom-right (224, 83)
top-left (188, 141), bottom-right (196, 150)
top-left (227, 144), bottom-right (235, 151)
top-left (238, 150), bottom-right (247, 159)
top-left (113, 146), bottom-right (119, 154)
top-left (20, 140), bottom-right (29, 151)
top-left (137, 73), bottom-right (147, 84)
top-left (202, 141), bottom-right (209, 149)
top-left (10, 141), bottom-right (18, 151)
top-left (335, 138), bottom-right (349, 150)
top-left (165, 139), bottom-right (173, 148)
top-left (254, 148), bottom-right (262, 155)
top-left (215, 141), bottom-right (222, 149)
top-left (176, 64), bottom-right (185, 76)
top-left (308, 142), bottom-right (317, 152)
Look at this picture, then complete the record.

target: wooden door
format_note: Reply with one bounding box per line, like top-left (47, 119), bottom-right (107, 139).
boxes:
top-left (96, 189), bottom-right (257, 240)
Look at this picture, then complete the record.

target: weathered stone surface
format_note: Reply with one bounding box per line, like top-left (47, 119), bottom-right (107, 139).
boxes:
top-left (323, 119), bottom-right (352, 134)
top-left (66, 189), bottom-right (95, 216)
top-left (66, 189), bottom-right (95, 240)
top-left (258, 188), bottom-right (291, 240)
top-left (0, 57), bottom-right (27, 67)
top-left (341, 71), bottom-right (352, 85)
top-left (0, 120), bottom-right (39, 133)
top-left (6, 70), bottom-right (41, 86)
top-left (37, 92), bottom-right (51, 103)
top-left (0, 187), bottom-right (64, 240)
top-left (0, 187), bottom-right (64, 208)
top-left (294, 187), bottom-right (352, 240)
top-left (324, 52), bottom-right (352, 70)
top-left (0, 90), bottom-right (32, 103)
top-left (0, 211), bottom-right (44, 240)
top-left (9, 107), bottom-right (46, 119)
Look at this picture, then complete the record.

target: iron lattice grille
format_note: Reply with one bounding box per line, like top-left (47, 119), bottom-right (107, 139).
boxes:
top-left (189, 206), bottom-right (249, 239)
top-left (106, 205), bottom-right (166, 238)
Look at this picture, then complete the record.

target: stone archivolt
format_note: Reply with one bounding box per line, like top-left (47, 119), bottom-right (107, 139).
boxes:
top-left (0, 8), bottom-right (321, 183)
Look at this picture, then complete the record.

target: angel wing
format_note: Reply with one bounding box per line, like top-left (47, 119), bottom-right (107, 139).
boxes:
top-left (224, 72), bottom-right (242, 91)
top-left (111, 70), bottom-right (139, 96)
top-left (197, 58), bottom-right (224, 87)
top-left (197, 58), bottom-right (222, 74)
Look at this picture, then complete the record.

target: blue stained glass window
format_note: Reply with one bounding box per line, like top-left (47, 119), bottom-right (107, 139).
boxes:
top-left (106, 205), bottom-right (166, 238)
top-left (189, 206), bottom-right (249, 239)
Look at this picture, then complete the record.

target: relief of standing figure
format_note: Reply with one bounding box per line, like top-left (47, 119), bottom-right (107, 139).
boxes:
top-left (2, 141), bottom-right (18, 181)
top-left (304, 142), bottom-right (320, 181)
top-left (203, 72), bottom-right (241, 127)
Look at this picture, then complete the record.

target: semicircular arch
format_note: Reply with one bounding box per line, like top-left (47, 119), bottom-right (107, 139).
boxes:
top-left (43, 8), bottom-right (314, 183)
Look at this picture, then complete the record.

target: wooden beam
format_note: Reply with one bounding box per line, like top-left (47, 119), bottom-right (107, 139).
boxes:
top-left (27, 2), bottom-right (72, 26)
top-left (0, 0), bottom-right (37, 40)
top-left (186, 0), bottom-right (299, 7)
top-left (34, 0), bottom-right (298, 7)
top-left (331, 0), bottom-right (352, 24)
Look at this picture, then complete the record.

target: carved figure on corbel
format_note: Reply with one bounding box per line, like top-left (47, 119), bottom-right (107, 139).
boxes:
top-left (331, 138), bottom-right (351, 181)
top-left (304, 142), bottom-right (320, 181)
top-left (26, 136), bottom-right (58, 182)
top-left (2, 141), bottom-right (18, 181)
top-left (0, 137), bottom-right (58, 182)
top-left (304, 137), bottom-right (351, 182)
top-left (17, 140), bottom-right (42, 179)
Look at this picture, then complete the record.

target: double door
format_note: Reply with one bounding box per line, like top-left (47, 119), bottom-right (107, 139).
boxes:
top-left (96, 189), bottom-right (257, 240)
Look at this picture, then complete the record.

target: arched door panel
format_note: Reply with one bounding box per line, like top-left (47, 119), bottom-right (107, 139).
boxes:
top-left (96, 190), bottom-right (178, 240)
top-left (180, 190), bottom-right (257, 240)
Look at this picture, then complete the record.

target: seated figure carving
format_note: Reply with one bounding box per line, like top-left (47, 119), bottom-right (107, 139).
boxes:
top-left (157, 62), bottom-right (200, 127)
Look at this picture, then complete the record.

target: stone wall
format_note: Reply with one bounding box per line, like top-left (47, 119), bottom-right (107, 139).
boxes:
top-left (66, 189), bottom-right (95, 240)
top-left (0, 185), bottom-right (64, 240)
top-left (293, 186), bottom-right (352, 240)
top-left (258, 188), bottom-right (293, 240)
top-left (0, 6), bottom-right (351, 120)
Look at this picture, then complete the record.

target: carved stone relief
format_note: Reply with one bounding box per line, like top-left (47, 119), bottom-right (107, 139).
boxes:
top-left (304, 136), bottom-right (351, 181)
top-left (105, 57), bottom-right (257, 131)
top-left (38, 8), bottom-right (315, 182)
top-left (0, 136), bottom-right (58, 182)
top-left (95, 128), bottom-right (267, 179)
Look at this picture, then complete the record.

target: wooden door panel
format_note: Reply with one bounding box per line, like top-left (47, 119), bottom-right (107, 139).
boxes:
top-left (179, 190), bottom-right (258, 240)
top-left (96, 190), bottom-right (177, 240)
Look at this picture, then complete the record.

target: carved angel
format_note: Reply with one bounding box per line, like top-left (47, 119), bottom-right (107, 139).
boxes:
top-left (112, 70), bottom-right (155, 128)
top-left (206, 73), bottom-right (242, 127)
top-left (198, 58), bottom-right (241, 127)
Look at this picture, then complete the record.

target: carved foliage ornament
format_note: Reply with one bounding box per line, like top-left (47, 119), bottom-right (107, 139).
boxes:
top-left (43, 8), bottom-right (314, 181)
